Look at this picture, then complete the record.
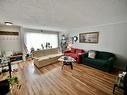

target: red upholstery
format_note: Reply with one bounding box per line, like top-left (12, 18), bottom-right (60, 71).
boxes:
top-left (71, 48), bottom-right (76, 53)
top-left (64, 48), bottom-right (85, 63)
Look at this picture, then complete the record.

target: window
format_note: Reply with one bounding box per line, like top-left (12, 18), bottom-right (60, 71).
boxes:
top-left (26, 32), bottom-right (58, 51)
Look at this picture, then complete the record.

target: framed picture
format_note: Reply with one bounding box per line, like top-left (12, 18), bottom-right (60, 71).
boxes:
top-left (79, 32), bottom-right (99, 43)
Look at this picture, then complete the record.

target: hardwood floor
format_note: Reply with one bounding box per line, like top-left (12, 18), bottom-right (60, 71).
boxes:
top-left (0, 61), bottom-right (123, 95)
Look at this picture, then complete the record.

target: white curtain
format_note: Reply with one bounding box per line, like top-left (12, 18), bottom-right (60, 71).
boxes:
top-left (25, 32), bottom-right (58, 51)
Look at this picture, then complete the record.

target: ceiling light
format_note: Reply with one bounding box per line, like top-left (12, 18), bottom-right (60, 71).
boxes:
top-left (4, 22), bottom-right (13, 26)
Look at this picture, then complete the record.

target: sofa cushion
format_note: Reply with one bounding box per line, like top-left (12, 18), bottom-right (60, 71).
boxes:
top-left (38, 56), bottom-right (51, 61)
top-left (75, 49), bottom-right (84, 54)
top-left (64, 53), bottom-right (77, 59)
top-left (96, 52), bottom-right (113, 60)
top-left (38, 53), bottom-right (62, 61)
top-left (70, 54), bottom-right (78, 60)
top-left (64, 53), bottom-right (71, 56)
top-left (84, 58), bottom-right (107, 67)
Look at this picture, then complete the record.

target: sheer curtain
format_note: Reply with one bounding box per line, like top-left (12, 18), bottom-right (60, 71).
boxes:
top-left (25, 32), bottom-right (58, 51)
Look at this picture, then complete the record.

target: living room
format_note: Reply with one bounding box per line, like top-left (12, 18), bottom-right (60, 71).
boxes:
top-left (0, 0), bottom-right (127, 95)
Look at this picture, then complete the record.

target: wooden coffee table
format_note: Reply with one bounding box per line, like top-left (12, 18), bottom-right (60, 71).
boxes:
top-left (58, 56), bottom-right (76, 69)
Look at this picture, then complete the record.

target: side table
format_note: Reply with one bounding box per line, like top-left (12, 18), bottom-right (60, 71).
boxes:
top-left (58, 56), bottom-right (76, 69)
top-left (113, 72), bottom-right (127, 95)
top-left (9, 54), bottom-right (23, 62)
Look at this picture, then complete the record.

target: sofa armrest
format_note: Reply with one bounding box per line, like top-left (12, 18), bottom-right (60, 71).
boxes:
top-left (108, 56), bottom-right (116, 63)
top-left (102, 57), bottom-right (116, 72)
top-left (80, 53), bottom-right (88, 58)
top-left (79, 53), bottom-right (88, 63)
top-left (102, 57), bottom-right (115, 65)
top-left (77, 52), bottom-right (85, 56)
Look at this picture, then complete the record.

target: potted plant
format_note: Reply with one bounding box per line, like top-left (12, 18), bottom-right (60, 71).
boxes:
top-left (8, 76), bottom-right (21, 89)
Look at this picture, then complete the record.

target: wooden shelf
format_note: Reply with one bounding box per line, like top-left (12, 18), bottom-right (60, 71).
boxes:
top-left (0, 31), bottom-right (19, 36)
top-left (9, 55), bottom-right (23, 62)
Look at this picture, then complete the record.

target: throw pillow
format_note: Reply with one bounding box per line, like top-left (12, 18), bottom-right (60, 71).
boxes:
top-left (88, 50), bottom-right (96, 58)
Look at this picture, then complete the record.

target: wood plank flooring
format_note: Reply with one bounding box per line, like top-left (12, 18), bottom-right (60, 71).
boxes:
top-left (0, 61), bottom-right (123, 95)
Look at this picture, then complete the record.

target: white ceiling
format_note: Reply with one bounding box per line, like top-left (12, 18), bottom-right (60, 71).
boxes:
top-left (0, 0), bottom-right (127, 31)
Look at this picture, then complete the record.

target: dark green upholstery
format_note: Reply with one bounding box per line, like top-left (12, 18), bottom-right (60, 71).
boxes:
top-left (80, 51), bottom-right (116, 72)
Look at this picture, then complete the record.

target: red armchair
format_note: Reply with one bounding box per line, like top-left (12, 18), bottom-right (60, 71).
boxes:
top-left (64, 48), bottom-right (85, 63)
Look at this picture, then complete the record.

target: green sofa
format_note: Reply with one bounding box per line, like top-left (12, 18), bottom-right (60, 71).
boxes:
top-left (80, 51), bottom-right (116, 72)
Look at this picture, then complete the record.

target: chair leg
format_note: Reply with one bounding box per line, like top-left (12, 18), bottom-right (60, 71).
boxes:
top-left (113, 84), bottom-right (117, 94)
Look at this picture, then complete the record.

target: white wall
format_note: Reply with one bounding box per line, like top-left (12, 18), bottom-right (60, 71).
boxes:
top-left (0, 24), bottom-right (22, 54)
top-left (70, 22), bottom-right (127, 70)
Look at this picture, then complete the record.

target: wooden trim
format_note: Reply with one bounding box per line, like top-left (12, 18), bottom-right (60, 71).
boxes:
top-left (0, 31), bottom-right (19, 36)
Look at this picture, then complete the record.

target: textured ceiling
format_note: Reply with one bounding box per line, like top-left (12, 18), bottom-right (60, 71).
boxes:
top-left (0, 0), bottom-right (127, 31)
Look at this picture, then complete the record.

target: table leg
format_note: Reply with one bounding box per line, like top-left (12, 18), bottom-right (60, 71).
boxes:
top-left (62, 63), bottom-right (64, 69)
top-left (70, 63), bottom-right (73, 69)
top-left (62, 62), bottom-right (73, 70)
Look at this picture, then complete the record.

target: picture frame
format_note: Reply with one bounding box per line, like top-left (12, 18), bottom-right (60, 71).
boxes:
top-left (79, 32), bottom-right (99, 43)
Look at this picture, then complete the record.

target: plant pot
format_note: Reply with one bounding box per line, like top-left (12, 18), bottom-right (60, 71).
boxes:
top-left (0, 79), bottom-right (10, 95)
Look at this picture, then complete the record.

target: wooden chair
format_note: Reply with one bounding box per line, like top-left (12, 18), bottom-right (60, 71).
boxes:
top-left (123, 74), bottom-right (127, 95)
top-left (113, 73), bottom-right (125, 94)
top-left (113, 64), bottom-right (127, 95)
